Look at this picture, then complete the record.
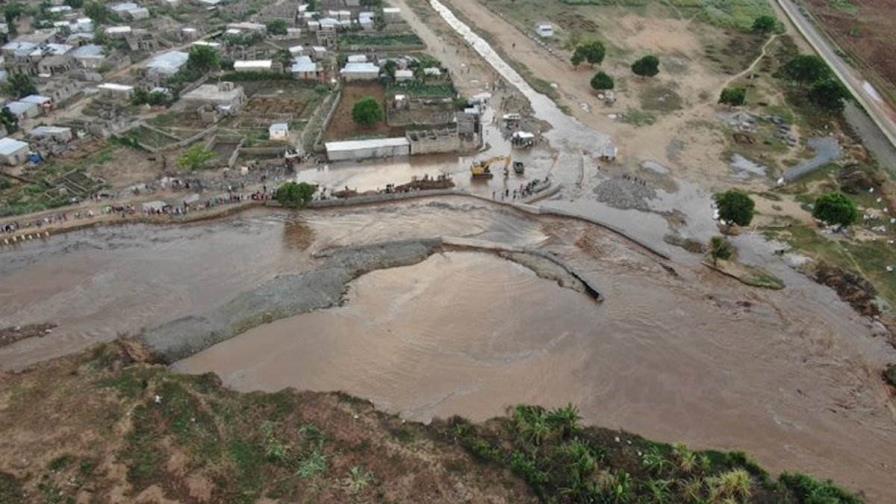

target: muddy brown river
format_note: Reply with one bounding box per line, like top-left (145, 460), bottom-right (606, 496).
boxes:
top-left (2, 198), bottom-right (895, 502)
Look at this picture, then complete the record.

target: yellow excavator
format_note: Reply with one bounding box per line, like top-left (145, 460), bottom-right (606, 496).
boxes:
top-left (470, 155), bottom-right (511, 178)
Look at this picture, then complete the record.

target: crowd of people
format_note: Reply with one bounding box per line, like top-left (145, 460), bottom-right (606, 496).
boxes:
top-left (492, 177), bottom-right (550, 201)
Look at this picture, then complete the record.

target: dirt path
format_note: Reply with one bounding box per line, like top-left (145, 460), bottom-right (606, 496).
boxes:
top-left (719, 34), bottom-right (781, 92)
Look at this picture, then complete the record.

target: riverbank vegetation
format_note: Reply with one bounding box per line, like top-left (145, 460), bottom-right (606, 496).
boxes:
top-left (0, 341), bottom-right (863, 503)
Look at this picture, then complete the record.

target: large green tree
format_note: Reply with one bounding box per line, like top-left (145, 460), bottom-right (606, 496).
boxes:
top-left (812, 192), bottom-right (858, 227)
top-left (631, 55), bottom-right (660, 78)
top-left (266, 19), bottom-right (288, 36)
top-left (3, 72), bottom-right (37, 99)
top-left (590, 71), bottom-right (614, 91)
top-left (187, 45), bottom-right (220, 73)
top-left (275, 182), bottom-right (316, 208)
top-left (715, 190), bottom-right (755, 226)
top-left (808, 78), bottom-right (850, 112)
top-left (571, 41), bottom-right (605, 68)
top-left (782, 55), bottom-right (830, 84)
top-left (352, 96), bottom-right (384, 127)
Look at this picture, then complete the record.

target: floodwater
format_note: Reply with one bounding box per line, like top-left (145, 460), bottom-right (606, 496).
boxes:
top-left (2, 200), bottom-right (896, 501)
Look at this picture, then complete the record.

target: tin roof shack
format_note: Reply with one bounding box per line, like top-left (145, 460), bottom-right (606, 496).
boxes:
top-left (340, 62), bottom-right (379, 81)
top-left (325, 137), bottom-right (409, 161)
top-left (143, 50), bottom-right (189, 85)
top-left (109, 2), bottom-right (151, 20)
top-left (0, 137), bottom-right (30, 166)
top-left (290, 56), bottom-right (319, 80)
top-left (5, 100), bottom-right (40, 120)
top-left (181, 81), bottom-right (247, 114)
top-left (20, 94), bottom-right (54, 112)
top-left (233, 60), bottom-right (273, 73)
top-left (97, 83), bottom-right (135, 103)
top-left (535, 23), bottom-right (554, 38)
top-left (269, 122), bottom-right (289, 141)
top-left (70, 44), bottom-right (105, 70)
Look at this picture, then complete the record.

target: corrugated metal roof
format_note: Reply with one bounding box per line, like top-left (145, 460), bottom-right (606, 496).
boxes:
top-left (325, 137), bottom-right (408, 152)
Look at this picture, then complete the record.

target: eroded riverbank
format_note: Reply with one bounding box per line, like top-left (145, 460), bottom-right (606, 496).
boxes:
top-left (2, 200), bottom-right (895, 501)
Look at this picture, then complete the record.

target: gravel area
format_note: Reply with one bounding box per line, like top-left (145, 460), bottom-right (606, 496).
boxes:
top-left (593, 177), bottom-right (657, 211)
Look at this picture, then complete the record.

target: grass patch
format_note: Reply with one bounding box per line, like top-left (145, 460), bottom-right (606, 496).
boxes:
top-left (620, 108), bottom-right (657, 127)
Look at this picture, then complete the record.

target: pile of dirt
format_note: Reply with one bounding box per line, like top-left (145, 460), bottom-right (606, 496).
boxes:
top-left (0, 341), bottom-right (864, 503)
top-left (0, 323), bottom-right (56, 349)
top-left (812, 262), bottom-right (880, 318)
top-left (837, 165), bottom-right (880, 195)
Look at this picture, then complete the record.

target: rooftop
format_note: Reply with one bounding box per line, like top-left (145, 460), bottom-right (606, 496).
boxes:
top-left (0, 137), bottom-right (29, 155)
top-left (146, 51), bottom-right (189, 75)
top-left (325, 137), bottom-right (409, 152)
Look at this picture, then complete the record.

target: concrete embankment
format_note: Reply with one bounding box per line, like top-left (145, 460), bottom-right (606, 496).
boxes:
top-left (141, 237), bottom-right (603, 363)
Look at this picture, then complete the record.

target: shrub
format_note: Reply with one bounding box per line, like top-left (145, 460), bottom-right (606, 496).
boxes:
top-left (812, 192), bottom-right (858, 227)
top-left (590, 71), bottom-right (614, 91)
top-left (709, 236), bottom-right (734, 263)
top-left (715, 190), bottom-right (755, 226)
top-left (275, 182), bottom-right (316, 208)
top-left (176, 145), bottom-right (216, 171)
top-left (352, 96), bottom-right (384, 127)
top-left (631, 55), bottom-right (659, 77)
top-left (884, 364), bottom-right (896, 387)
top-left (752, 15), bottom-right (777, 33)
top-left (779, 472), bottom-right (862, 504)
top-left (719, 86), bottom-right (747, 106)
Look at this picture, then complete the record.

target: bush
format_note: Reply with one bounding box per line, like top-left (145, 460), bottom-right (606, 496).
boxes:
top-left (779, 473), bottom-right (862, 504)
top-left (590, 71), bottom-right (614, 91)
top-left (812, 192), bottom-right (858, 227)
top-left (752, 15), bottom-right (777, 33)
top-left (719, 87), bottom-right (747, 106)
top-left (176, 145), bottom-right (217, 171)
top-left (275, 182), bottom-right (316, 208)
top-left (352, 96), bottom-right (384, 127)
top-left (631, 55), bottom-right (659, 77)
top-left (715, 190), bottom-right (755, 226)
top-left (884, 364), bottom-right (896, 387)
top-left (709, 236), bottom-right (734, 262)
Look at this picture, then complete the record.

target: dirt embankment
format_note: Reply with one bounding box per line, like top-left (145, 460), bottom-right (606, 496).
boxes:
top-left (0, 341), bottom-right (864, 503)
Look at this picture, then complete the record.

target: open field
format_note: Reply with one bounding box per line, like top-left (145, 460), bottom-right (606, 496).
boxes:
top-left (801, 0), bottom-right (896, 106)
top-left (324, 83), bottom-right (406, 141)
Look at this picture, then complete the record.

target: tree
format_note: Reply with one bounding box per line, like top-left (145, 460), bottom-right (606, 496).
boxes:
top-left (808, 78), bottom-right (850, 112)
top-left (64, 0), bottom-right (85, 8)
top-left (571, 41), bottom-right (605, 67)
top-left (84, 1), bottom-right (111, 23)
top-left (0, 107), bottom-right (18, 134)
top-left (631, 55), bottom-right (659, 78)
top-left (813, 192), bottom-right (858, 227)
top-left (752, 15), bottom-right (777, 34)
top-left (719, 86), bottom-right (747, 106)
top-left (2, 3), bottom-right (25, 34)
top-left (590, 71), bottom-right (614, 91)
top-left (352, 96), bottom-right (383, 127)
top-left (715, 190), bottom-right (755, 226)
top-left (3, 72), bottom-right (37, 99)
top-left (382, 60), bottom-right (397, 81)
top-left (187, 44), bottom-right (220, 73)
top-left (709, 236), bottom-right (734, 264)
top-left (781, 55), bottom-right (830, 84)
top-left (266, 19), bottom-right (288, 36)
top-left (177, 145), bottom-right (217, 171)
top-left (275, 182), bottom-right (316, 208)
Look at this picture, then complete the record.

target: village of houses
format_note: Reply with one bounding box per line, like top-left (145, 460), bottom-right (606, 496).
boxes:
top-left (0, 0), bottom-right (551, 229)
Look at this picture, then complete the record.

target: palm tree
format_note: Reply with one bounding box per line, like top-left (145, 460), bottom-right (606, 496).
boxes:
top-left (546, 403), bottom-right (581, 439)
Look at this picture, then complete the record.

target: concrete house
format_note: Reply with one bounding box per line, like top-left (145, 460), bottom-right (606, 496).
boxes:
top-left (340, 62), bottom-right (379, 81)
top-left (20, 95), bottom-right (54, 112)
top-left (290, 56), bottom-right (319, 80)
top-left (29, 125), bottom-right (74, 143)
top-left (233, 60), bottom-right (273, 72)
top-left (109, 2), bottom-right (150, 20)
top-left (181, 82), bottom-right (246, 112)
top-left (0, 137), bottom-right (30, 165)
top-left (97, 83), bottom-right (135, 102)
top-left (535, 23), bottom-right (554, 38)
